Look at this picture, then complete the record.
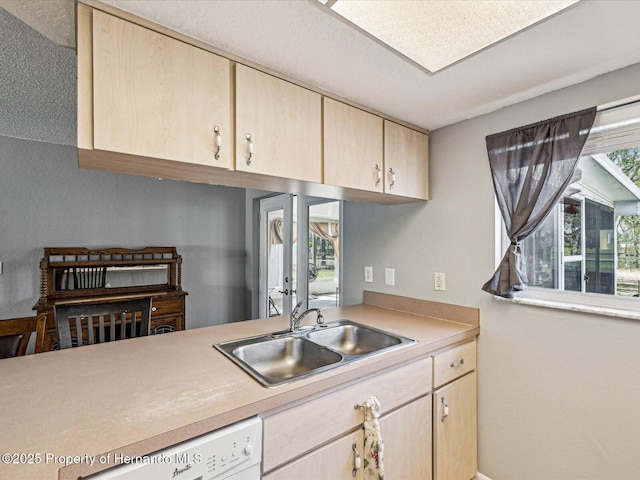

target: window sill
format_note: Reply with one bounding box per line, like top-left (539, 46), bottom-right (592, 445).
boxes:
top-left (495, 288), bottom-right (640, 321)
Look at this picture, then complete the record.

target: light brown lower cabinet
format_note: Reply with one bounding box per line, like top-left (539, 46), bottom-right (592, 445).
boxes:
top-left (262, 395), bottom-right (432, 480)
top-left (261, 358), bottom-right (432, 479)
top-left (261, 340), bottom-right (478, 480)
top-left (381, 394), bottom-right (433, 480)
top-left (433, 371), bottom-right (478, 480)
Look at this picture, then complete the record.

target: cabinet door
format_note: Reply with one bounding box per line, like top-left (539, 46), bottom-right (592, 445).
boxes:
top-left (263, 429), bottom-right (364, 480)
top-left (384, 120), bottom-right (429, 199)
top-left (434, 372), bottom-right (477, 480)
top-left (235, 64), bottom-right (321, 182)
top-left (92, 10), bottom-right (232, 168)
top-left (324, 97), bottom-right (384, 192)
top-left (381, 395), bottom-right (432, 480)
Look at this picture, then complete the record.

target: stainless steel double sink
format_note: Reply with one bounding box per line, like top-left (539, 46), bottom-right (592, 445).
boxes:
top-left (214, 319), bottom-right (416, 387)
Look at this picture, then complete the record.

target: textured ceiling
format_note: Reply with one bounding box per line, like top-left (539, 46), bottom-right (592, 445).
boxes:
top-left (3, 0), bottom-right (640, 133)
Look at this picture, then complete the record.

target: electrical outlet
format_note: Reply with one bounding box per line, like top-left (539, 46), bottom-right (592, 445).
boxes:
top-left (385, 268), bottom-right (395, 286)
top-left (434, 272), bottom-right (445, 291)
top-left (364, 266), bottom-right (373, 283)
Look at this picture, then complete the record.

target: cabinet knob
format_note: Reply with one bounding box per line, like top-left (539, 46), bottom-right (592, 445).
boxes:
top-left (213, 126), bottom-right (222, 160)
top-left (388, 167), bottom-right (396, 188)
top-left (246, 134), bottom-right (254, 165)
top-left (151, 306), bottom-right (157, 312)
top-left (450, 358), bottom-right (464, 368)
top-left (375, 164), bottom-right (382, 186)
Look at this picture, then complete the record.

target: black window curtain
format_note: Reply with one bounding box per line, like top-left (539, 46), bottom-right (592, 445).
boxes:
top-left (482, 107), bottom-right (597, 298)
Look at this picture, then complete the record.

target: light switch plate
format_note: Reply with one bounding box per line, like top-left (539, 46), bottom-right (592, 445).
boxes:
top-left (434, 272), bottom-right (445, 291)
top-left (364, 266), bottom-right (373, 283)
top-left (385, 268), bottom-right (395, 286)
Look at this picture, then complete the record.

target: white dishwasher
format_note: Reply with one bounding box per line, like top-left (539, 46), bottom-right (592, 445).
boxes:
top-left (87, 417), bottom-right (262, 480)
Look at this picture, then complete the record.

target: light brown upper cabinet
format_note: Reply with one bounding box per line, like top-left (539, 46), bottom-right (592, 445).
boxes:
top-left (78, 5), bottom-right (429, 204)
top-left (323, 98), bottom-right (384, 193)
top-left (235, 64), bottom-right (322, 182)
top-left (384, 120), bottom-right (429, 200)
top-left (90, 9), bottom-right (232, 168)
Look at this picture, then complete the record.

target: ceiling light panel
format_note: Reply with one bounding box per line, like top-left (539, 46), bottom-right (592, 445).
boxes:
top-left (329, 0), bottom-right (578, 73)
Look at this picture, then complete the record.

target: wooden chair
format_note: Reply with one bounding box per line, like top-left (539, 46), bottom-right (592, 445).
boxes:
top-left (54, 298), bottom-right (152, 350)
top-left (0, 314), bottom-right (47, 358)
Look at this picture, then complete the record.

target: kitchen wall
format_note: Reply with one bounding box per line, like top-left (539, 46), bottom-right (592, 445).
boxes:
top-left (0, 8), bottom-right (248, 328)
top-left (343, 63), bottom-right (640, 479)
top-left (6, 5), bottom-right (640, 476)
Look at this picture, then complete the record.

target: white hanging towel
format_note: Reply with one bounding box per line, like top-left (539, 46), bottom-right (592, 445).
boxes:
top-left (363, 396), bottom-right (384, 480)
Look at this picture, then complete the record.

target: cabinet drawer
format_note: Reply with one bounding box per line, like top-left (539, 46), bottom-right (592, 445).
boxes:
top-left (433, 339), bottom-right (476, 388)
top-left (262, 357), bottom-right (431, 472)
top-left (150, 298), bottom-right (183, 316)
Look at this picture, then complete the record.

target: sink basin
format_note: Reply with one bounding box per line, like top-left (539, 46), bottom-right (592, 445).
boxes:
top-left (214, 320), bottom-right (416, 388)
top-left (306, 321), bottom-right (402, 355)
top-left (215, 336), bottom-right (343, 387)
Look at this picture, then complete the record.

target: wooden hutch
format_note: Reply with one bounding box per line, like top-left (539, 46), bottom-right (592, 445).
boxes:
top-left (35, 247), bottom-right (187, 351)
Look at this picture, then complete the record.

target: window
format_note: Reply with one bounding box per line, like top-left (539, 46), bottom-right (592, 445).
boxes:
top-left (511, 96), bottom-right (640, 316)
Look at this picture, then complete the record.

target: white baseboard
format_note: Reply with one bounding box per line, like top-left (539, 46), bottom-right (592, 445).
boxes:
top-left (474, 473), bottom-right (493, 480)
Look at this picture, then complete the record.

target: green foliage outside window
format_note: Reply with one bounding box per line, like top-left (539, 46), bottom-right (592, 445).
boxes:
top-left (609, 148), bottom-right (640, 270)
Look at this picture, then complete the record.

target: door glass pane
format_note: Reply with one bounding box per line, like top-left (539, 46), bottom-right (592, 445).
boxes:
top-left (523, 207), bottom-right (559, 288)
top-left (267, 209), bottom-right (284, 316)
top-left (259, 194), bottom-right (295, 318)
top-left (307, 201), bottom-right (340, 309)
top-left (563, 198), bottom-right (582, 256)
top-left (564, 261), bottom-right (582, 292)
top-left (585, 199), bottom-right (615, 294)
top-left (291, 196), bottom-right (298, 309)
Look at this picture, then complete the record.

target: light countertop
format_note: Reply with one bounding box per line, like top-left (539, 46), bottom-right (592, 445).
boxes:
top-left (0, 292), bottom-right (479, 479)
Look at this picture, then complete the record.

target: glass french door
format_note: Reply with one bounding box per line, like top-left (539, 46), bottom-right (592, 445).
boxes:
top-left (299, 197), bottom-right (341, 311)
top-left (258, 195), bottom-right (342, 318)
top-left (259, 194), bottom-right (296, 317)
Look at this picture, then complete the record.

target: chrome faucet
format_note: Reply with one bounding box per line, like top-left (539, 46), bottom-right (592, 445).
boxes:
top-left (290, 300), bottom-right (324, 332)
